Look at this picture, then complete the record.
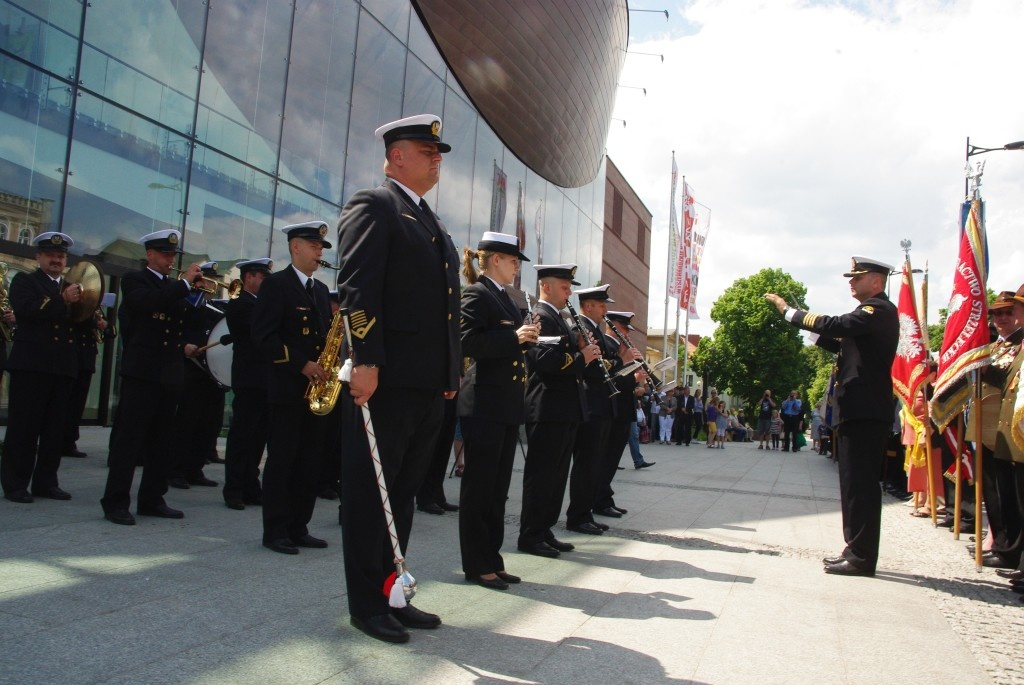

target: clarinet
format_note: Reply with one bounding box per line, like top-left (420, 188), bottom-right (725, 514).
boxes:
top-left (565, 301), bottom-right (619, 397)
top-left (603, 316), bottom-right (663, 391)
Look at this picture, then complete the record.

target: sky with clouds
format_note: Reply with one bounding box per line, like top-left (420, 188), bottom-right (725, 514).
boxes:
top-left (605, 0), bottom-right (1024, 341)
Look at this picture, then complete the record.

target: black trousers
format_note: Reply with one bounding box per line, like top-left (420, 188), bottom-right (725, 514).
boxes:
top-left (835, 419), bottom-right (889, 571)
top-left (62, 369), bottom-right (93, 451)
top-left (518, 420), bottom-right (578, 547)
top-left (339, 386), bottom-right (443, 620)
top-left (1012, 462), bottom-right (1024, 572)
top-left (782, 414), bottom-right (801, 451)
top-left (459, 417), bottom-right (518, 577)
top-left (416, 397), bottom-right (458, 507)
top-left (171, 362), bottom-right (225, 480)
top-left (222, 387), bottom-right (268, 503)
top-left (262, 403), bottom-right (328, 543)
top-left (101, 376), bottom-right (180, 512)
top-left (676, 413), bottom-right (693, 444)
top-left (985, 454), bottom-right (1022, 565)
top-left (594, 418), bottom-right (629, 511)
top-left (566, 417), bottom-right (611, 527)
top-left (1, 370), bottom-right (71, 495)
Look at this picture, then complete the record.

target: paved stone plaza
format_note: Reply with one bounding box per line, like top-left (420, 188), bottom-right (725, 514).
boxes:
top-left (1, 427), bottom-right (1020, 684)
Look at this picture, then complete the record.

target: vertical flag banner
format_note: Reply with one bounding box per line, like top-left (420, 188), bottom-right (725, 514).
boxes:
top-left (514, 182), bottom-right (526, 289)
top-left (686, 202), bottom-right (711, 318)
top-left (678, 181), bottom-right (695, 308)
top-left (489, 161), bottom-right (507, 232)
top-left (891, 261), bottom-right (928, 409)
top-left (534, 200), bottom-right (544, 264)
top-left (667, 157), bottom-right (681, 296)
top-left (930, 198), bottom-right (990, 430)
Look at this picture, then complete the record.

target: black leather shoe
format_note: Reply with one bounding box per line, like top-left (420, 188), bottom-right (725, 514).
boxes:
top-left (350, 614), bottom-right (409, 643)
top-left (635, 461), bottom-right (656, 469)
top-left (1009, 578), bottom-right (1024, 587)
top-left (496, 571), bottom-right (521, 584)
top-left (392, 603), bottom-right (441, 629)
top-left (981, 553), bottom-right (1013, 569)
top-left (822, 555), bottom-right (845, 565)
top-left (225, 499), bottom-right (245, 510)
top-left (187, 475), bottom-right (218, 487)
top-left (263, 538), bottom-right (299, 555)
top-left (440, 502), bottom-right (460, 512)
top-left (1009, 585), bottom-right (1024, 594)
top-left (292, 534), bottom-right (328, 548)
top-left (32, 487), bottom-right (72, 500)
top-left (417, 502), bottom-right (445, 515)
top-left (137, 504), bottom-right (184, 519)
top-left (4, 490), bottom-right (33, 504)
top-left (594, 506), bottom-right (623, 518)
top-left (546, 537), bottom-right (575, 552)
top-left (466, 574), bottom-right (508, 591)
top-left (104, 509), bottom-right (136, 525)
top-left (824, 560), bottom-right (874, 577)
top-left (567, 521), bottom-right (604, 535)
top-left (592, 521), bottom-right (609, 531)
top-left (518, 541), bottom-right (560, 558)
top-left (168, 477), bottom-right (190, 490)
top-left (612, 505), bottom-right (628, 514)
top-left (63, 449), bottom-right (88, 458)
top-left (995, 569), bottom-right (1024, 580)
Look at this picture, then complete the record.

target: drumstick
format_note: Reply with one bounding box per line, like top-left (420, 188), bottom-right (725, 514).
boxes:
top-left (194, 334), bottom-right (233, 354)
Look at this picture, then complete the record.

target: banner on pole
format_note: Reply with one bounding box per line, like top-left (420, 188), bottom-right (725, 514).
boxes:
top-left (891, 260), bottom-right (929, 410)
top-left (489, 161), bottom-right (507, 232)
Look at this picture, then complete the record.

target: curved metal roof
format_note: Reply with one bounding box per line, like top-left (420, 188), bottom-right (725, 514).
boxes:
top-left (413, 0), bottom-right (628, 188)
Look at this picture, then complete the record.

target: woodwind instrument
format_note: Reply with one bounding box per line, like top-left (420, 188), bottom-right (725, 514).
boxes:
top-left (565, 301), bottom-right (619, 397)
top-left (603, 315), bottom-right (663, 391)
top-left (0, 262), bottom-right (14, 341)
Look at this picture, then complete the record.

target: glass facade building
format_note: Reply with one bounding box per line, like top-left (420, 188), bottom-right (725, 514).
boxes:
top-left (0, 0), bottom-right (607, 423)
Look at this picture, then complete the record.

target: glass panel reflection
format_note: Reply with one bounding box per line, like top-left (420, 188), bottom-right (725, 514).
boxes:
top-left (435, 90), bottom-right (475, 250)
top-left (343, 11), bottom-right (404, 200)
top-left (282, 0), bottom-right (358, 203)
top-left (79, 0), bottom-right (203, 134)
top-left (272, 184), bottom-right (341, 289)
top-left (0, 0), bottom-right (82, 81)
top-left (197, 0), bottom-right (291, 173)
top-left (361, 0), bottom-right (409, 43)
top-left (63, 94), bottom-right (191, 261)
top-left (185, 144), bottom-right (275, 267)
top-left (0, 62), bottom-right (69, 244)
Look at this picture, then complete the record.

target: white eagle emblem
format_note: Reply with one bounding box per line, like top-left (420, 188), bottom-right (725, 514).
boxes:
top-left (896, 313), bottom-right (924, 361)
top-left (947, 292), bottom-right (967, 315)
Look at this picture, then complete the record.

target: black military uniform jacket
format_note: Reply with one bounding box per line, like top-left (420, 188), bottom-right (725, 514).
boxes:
top-left (608, 334), bottom-right (640, 420)
top-left (226, 290), bottom-right (268, 391)
top-left (336, 179), bottom-right (461, 391)
top-left (71, 316), bottom-right (113, 375)
top-left (251, 266), bottom-right (330, 406)
top-left (118, 268), bottom-right (191, 385)
top-left (578, 315), bottom-right (621, 420)
top-left (457, 277), bottom-right (526, 425)
top-left (524, 301), bottom-right (586, 424)
top-left (6, 269), bottom-right (77, 378)
top-left (791, 292), bottom-right (898, 425)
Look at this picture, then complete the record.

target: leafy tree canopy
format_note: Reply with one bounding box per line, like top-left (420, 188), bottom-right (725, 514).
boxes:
top-left (690, 268), bottom-right (813, 413)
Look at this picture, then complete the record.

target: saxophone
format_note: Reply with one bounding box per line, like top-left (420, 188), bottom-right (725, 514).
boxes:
top-left (305, 310), bottom-right (345, 415)
top-left (0, 262), bottom-right (13, 342)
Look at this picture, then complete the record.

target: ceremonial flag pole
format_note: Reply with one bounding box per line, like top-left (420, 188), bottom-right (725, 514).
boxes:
top-left (931, 184), bottom-right (990, 568)
top-left (663, 152), bottom-right (679, 365)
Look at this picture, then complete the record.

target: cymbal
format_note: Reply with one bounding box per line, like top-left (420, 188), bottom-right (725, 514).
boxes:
top-left (65, 260), bottom-right (104, 322)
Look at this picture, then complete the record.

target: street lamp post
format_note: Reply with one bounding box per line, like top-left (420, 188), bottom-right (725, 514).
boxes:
top-left (963, 137), bottom-right (1024, 200)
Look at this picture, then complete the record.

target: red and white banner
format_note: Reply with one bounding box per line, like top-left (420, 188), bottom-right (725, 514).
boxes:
top-left (667, 156), bottom-right (682, 296)
top-left (678, 181), bottom-right (695, 308)
top-left (685, 201), bottom-right (711, 318)
top-left (891, 260), bottom-right (929, 409)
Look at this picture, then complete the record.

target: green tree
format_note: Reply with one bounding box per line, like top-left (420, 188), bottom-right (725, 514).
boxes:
top-left (803, 345), bottom-right (836, 410)
top-left (690, 268), bottom-right (811, 413)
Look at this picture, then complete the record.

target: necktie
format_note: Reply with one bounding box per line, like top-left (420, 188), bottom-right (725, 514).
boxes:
top-left (305, 278), bottom-right (313, 295)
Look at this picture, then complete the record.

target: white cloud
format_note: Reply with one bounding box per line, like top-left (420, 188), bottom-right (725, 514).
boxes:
top-left (608, 0), bottom-right (1024, 339)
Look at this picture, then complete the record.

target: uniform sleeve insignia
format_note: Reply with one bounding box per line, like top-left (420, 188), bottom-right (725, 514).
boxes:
top-left (602, 359), bottom-right (613, 371)
top-left (350, 309), bottom-right (376, 340)
top-left (401, 213), bottom-right (418, 221)
top-left (802, 312), bottom-right (821, 327)
top-left (862, 306), bottom-right (875, 314)
top-left (40, 296), bottom-right (50, 310)
top-left (561, 353), bottom-right (574, 370)
top-left (273, 345), bottom-right (290, 364)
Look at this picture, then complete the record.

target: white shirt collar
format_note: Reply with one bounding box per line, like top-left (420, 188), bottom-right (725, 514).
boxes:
top-left (482, 275), bottom-right (505, 292)
top-left (291, 264), bottom-right (313, 287)
top-left (390, 178), bottom-right (422, 206)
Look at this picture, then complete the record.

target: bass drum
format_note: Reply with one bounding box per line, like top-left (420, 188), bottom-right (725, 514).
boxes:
top-left (205, 317), bottom-right (233, 389)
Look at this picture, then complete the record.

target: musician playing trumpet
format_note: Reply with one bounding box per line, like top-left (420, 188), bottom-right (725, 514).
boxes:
top-left (517, 263), bottom-right (599, 559)
top-left (101, 229), bottom-right (200, 525)
top-left (457, 231), bottom-right (537, 591)
top-left (2, 232), bottom-right (80, 504)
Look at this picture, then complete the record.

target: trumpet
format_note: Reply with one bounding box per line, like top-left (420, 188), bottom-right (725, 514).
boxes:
top-left (603, 315), bottom-right (663, 392)
top-left (565, 301), bottom-right (619, 397)
top-left (170, 267), bottom-right (242, 298)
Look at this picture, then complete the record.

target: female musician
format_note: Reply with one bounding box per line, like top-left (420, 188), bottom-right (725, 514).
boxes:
top-left (457, 231), bottom-right (538, 591)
